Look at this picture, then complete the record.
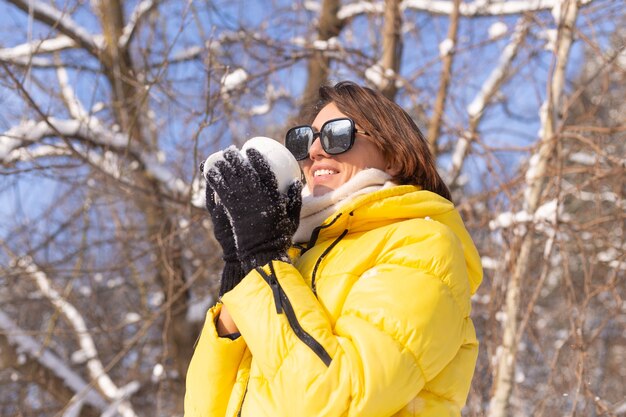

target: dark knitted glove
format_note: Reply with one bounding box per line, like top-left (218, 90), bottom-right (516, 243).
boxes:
top-left (202, 162), bottom-right (245, 296)
top-left (206, 148), bottom-right (302, 273)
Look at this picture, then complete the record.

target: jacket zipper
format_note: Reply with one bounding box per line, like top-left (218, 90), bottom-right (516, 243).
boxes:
top-left (256, 263), bottom-right (332, 366)
top-left (311, 229), bottom-right (348, 295)
top-left (304, 213), bottom-right (343, 252)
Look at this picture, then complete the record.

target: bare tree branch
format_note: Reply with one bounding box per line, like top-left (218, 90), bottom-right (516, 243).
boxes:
top-left (426, 0), bottom-right (461, 156)
top-left (0, 309), bottom-right (107, 415)
top-left (379, 0), bottom-right (403, 99)
top-left (488, 2), bottom-right (581, 416)
top-left (11, 256), bottom-right (139, 417)
top-left (447, 18), bottom-right (530, 186)
top-left (5, 0), bottom-right (101, 55)
top-left (298, 0), bottom-right (345, 118)
top-left (118, 0), bottom-right (158, 49)
top-left (0, 36), bottom-right (77, 61)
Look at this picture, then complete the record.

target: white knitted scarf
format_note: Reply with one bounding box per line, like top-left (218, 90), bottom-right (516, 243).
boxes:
top-left (293, 168), bottom-right (394, 243)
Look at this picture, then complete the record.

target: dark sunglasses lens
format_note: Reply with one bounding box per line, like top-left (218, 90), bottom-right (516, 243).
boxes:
top-left (321, 119), bottom-right (353, 155)
top-left (286, 127), bottom-right (312, 160)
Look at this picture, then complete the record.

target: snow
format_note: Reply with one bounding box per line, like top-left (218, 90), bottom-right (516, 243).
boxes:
top-left (15, 0), bottom-right (100, 51)
top-left (190, 177), bottom-right (205, 208)
top-left (488, 21), bottom-right (508, 39)
top-left (124, 312), bottom-right (141, 324)
top-left (489, 199), bottom-right (561, 230)
top-left (402, 0), bottom-right (592, 16)
top-left (57, 65), bottom-right (88, 120)
top-left (467, 19), bottom-right (528, 118)
top-left (312, 37), bottom-right (339, 51)
top-left (365, 65), bottom-right (385, 88)
top-left (0, 35), bottom-right (75, 60)
top-left (550, 1), bottom-right (562, 24)
top-left (569, 152), bottom-right (596, 166)
top-left (525, 152), bottom-right (541, 185)
top-left (106, 276), bottom-right (125, 288)
top-left (451, 136), bottom-right (469, 169)
top-left (151, 363), bottom-right (165, 382)
top-left (2, 117), bottom-right (199, 205)
top-left (149, 291), bottom-right (164, 307)
top-left (338, 2), bottom-right (384, 20)
top-left (439, 38), bottom-right (454, 57)
top-left (251, 102), bottom-right (271, 115)
top-left (481, 256), bottom-right (500, 270)
top-left (472, 293), bottom-right (491, 305)
top-left (0, 136), bottom-right (22, 160)
top-left (170, 45), bottom-right (203, 62)
top-left (221, 68), bottom-right (248, 94)
top-left (15, 257), bottom-right (138, 417)
top-left (364, 64), bottom-right (395, 89)
top-left (71, 349), bottom-right (90, 364)
top-left (119, 0), bottom-right (156, 47)
top-left (534, 199), bottom-right (558, 223)
top-left (538, 28), bottom-right (558, 52)
top-left (291, 36), bottom-right (307, 47)
top-left (619, 48), bottom-right (626, 70)
top-left (304, 0), bottom-right (321, 12)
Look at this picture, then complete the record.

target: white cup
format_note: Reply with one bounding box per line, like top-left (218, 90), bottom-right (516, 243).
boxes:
top-left (202, 137), bottom-right (301, 194)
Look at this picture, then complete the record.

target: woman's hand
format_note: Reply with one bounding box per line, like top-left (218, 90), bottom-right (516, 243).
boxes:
top-left (206, 148), bottom-right (302, 272)
top-left (202, 162), bottom-right (245, 296)
top-left (216, 305), bottom-right (239, 336)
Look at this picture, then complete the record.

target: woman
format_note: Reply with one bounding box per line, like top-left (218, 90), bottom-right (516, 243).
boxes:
top-left (185, 81), bottom-right (482, 417)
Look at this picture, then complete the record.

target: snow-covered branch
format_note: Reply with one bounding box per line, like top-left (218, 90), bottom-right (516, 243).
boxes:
top-left (119, 0), bottom-right (158, 49)
top-left (338, 1), bottom-right (384, 20)
top-left (0, 118), bottom-right (130, 154)
top-left (6, 0), bottom-right (102, 54)
top-left (0, 118), bottom-right (204, 208)
top-left (0, 36), bottom-right (76, 61)
top-left (465, 19), bottom-right (529, 120)
top-left (401, 0), bottom-right (593, 16)
top-left (0, 309), bottom-right (108, 412)
top-left (56, 65), bottom-right (89, 121)
top-left (488, 2), bottom-right (582, 416)
top-left (13, 256), bottom-right (139, 417)
top-left (447, 18), bottom-right (530, 185)
top-left (488, 199), bottom-right (569, 232)
top-left (597, 246), bottom-right (626, 271)
top-left (337, 0), bottom-right (594, 19)
top-left (561, 179), bottom-right (620, 204)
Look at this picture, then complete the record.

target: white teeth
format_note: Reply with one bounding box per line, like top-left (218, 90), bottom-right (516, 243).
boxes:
top-left (314, 169), bottom-right (337, 177)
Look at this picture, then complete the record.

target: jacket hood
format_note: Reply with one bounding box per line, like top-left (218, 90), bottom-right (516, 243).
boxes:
top-left (311, 185), bottom-right (483, 295)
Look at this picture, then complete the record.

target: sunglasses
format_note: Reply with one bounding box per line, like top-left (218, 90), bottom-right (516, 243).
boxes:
top-left (285, 118), bottom-right (370, 161)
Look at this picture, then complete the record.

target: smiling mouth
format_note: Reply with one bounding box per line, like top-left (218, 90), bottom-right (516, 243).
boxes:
top-left (313, 169), bottom-right (338, 177)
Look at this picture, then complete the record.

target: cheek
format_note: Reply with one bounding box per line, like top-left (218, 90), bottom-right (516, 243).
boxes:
top-left (299, 161), bottom-right (310, 176)
top-left (300, 163), bottom-right (314, 185)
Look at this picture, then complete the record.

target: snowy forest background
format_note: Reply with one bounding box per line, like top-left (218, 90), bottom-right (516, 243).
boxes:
top-left (0, 0), bottom-right (624, 416)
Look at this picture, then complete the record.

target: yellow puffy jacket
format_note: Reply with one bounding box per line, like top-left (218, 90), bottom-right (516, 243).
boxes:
top-left (185, 185), bottom-right (482, 417)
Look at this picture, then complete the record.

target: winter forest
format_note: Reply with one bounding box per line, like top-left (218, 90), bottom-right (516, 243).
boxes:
top-left (0, 0), bottom-right (624, 416)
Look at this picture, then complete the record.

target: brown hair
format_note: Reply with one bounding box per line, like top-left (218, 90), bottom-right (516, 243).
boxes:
top-left (310, 81), bottom-right (451, 201)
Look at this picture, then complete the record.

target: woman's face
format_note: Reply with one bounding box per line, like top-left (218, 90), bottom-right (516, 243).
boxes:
top-left (300, 103), bottom-right (391, 196)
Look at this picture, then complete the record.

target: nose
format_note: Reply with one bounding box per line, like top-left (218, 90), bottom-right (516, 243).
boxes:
top-left (308, 136), bottom-right (328, 160)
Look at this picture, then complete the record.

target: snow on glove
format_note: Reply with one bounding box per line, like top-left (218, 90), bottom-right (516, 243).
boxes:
top-left (201, 162), bottom-right (245, 296)
top-left (206, 148), bottom-right (303, 274)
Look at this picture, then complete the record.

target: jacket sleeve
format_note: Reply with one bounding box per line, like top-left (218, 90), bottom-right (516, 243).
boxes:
top-left (184, 303), bottom-right (247, 417)
top-left (221, 225), bottom-right (473, 417)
